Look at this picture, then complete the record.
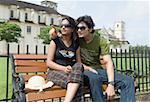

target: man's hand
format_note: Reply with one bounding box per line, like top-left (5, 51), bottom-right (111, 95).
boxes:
top-left (88, 68), bottom-right (98, 74)
top-left (105, 84), bottom-right (115, 100)
top-left (49, 26), bottom-right (57, 39)
top-left (83, 64), bottom-right (98, 74)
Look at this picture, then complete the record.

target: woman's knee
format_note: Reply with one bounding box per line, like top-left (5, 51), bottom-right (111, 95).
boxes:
top-left (72, 62), bottom-right (84, 72)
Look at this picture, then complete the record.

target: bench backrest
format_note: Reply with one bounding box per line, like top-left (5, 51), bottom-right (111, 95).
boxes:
top-left (10, 54), bottom-right (67, 101)
top-left (11, 54), bottom-right (48, 82)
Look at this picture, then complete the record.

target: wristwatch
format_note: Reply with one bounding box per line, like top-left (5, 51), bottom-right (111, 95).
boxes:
top-left (108, 81), bottom-right (115, 86)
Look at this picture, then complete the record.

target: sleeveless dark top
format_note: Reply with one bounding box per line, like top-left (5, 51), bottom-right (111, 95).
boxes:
top-left (53, 37), bottom-right (79, 66)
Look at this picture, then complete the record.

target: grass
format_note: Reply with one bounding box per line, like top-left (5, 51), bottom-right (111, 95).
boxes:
top-left (0, 57), bottom-right (12, 100)
top-left (112, 58), bottom-right (150, 74)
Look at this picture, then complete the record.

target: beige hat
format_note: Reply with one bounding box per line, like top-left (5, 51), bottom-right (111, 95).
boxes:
top-left (25, 76), bottom-right (54, 92)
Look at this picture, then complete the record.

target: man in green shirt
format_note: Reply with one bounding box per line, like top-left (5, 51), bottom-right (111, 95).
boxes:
top-left (77, 15), bottom-right (135, 102)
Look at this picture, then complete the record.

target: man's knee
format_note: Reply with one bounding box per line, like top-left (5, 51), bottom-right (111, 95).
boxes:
top-left (84, 72), bottom-right (101, 84)
top-left (124, 76), bottom-right (135, 87)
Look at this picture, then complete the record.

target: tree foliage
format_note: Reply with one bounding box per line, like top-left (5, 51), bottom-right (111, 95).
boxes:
top-left (129, 45), bottom-right (150, 50)
top-left (109, 39), bottom-right (122, 47)
top-left (38, 26), bottom-right (60, 44)
top-left (38, 26), bottom-right (51, 44)
top-left (94, 29), bottom-right (101, 36)
top-left (0, 23), bottom-right (22, 43)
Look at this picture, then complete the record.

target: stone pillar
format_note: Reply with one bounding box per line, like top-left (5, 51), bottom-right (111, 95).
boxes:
top-left (0, 40), bottom-right (8, 55)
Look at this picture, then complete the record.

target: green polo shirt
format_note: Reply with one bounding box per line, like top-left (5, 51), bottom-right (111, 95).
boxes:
top-left (79, 34), bottom-right (110, 69)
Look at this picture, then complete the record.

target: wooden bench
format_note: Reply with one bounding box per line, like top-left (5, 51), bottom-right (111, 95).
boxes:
top-left (10, 54), bottom-right (68, 102)
top-left (10, 54), bottom-right (107, 102)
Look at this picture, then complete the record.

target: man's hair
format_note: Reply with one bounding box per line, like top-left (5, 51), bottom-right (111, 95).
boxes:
top-left (77, 15), bottom-right (95, 33)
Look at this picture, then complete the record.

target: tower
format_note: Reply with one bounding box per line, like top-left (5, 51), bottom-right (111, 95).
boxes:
top-left (41, 0), bottom-right (57, 10)
top-left (114, 21), bottom-right (125, 40)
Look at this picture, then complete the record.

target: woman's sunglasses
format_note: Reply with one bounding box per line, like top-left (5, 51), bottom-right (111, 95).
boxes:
top-left (77, 26), bottom-right (86, 31)
top-left (60, 24), bottom-right (72, 28)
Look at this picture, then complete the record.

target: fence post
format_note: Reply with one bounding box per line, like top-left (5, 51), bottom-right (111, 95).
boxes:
top-left (35, 45), bottom-right (38, 54)
top-left (148, 49), bottom-right (150, 90)
top-left (136, 47), bottom-right (140, 92)
top-left (115, 49), bottom-right (118, 69)
top-left (26, 45), bottom-right (29, 54)
top-left (145, 49), bottom-right (148, 91)
top-left (6, 44), bottom-right (9, 102)
top-left (17, 44), bottom-right (20, 54)
top-left (44, 45), bottom-right (46, 55)
top-left (124, 49), bottom-right (127, 71)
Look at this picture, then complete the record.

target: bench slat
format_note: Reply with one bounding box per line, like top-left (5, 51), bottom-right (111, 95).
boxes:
top-left (16, 67), bottom-right (48, 73)
top-left (26, 89), bottom-right (66, 102)
top-left (25, 86), bottom-right (64, 93)
top-left (15, 60), bottom-right (46, 66)
top-left (14, 54), bottom-right (47, 60)
top-left (22, 74), bottom-right (47, 82)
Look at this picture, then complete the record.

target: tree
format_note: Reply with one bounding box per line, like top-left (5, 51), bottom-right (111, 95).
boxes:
top-left (38, 26), bottom-right (60, 44)
top-left (109, 39), bottom-right (122, 48)
top-left (38, 26), bottom-right (51, 44)
top-left (0, 23), bottom-right (22, 55)
top-left (95, 29), bottom-right (101, 36)
top-left (0, 23), bottom-right (22, 43)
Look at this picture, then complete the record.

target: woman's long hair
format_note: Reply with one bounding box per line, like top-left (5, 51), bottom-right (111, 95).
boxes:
top-left (62, 16), bottom-right (79, 48)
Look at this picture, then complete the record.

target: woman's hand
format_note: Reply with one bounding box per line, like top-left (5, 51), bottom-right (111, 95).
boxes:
top-left (64, 65), bottom-right (72, 73)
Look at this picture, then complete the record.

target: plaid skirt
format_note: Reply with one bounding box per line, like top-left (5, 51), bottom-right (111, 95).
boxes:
top-left (47, 62), bottom-right (84, 102)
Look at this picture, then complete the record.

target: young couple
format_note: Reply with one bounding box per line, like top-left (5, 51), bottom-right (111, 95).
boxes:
top-left (47, 15), bottom-right (136, 102)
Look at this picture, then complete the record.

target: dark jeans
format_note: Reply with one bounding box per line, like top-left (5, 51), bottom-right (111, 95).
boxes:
top-left (84, 69), bottom-right (136, 102)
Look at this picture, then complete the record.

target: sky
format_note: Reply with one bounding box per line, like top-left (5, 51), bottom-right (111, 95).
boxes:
top-left (20, 0), bottom-right (150, 46)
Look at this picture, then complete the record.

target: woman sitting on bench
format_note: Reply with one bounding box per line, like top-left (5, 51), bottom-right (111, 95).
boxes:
top-left (47, 16), bottom-right (84, 102)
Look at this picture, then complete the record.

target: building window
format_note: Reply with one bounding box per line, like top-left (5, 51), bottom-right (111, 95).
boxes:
top-left (38, 15), bottom-right (40, 23)
top-left (25, 13), bottom-right (28, 20)
top-left (117, 24), bottom-right (119, 27)
top-left (51, 18), bottom-right (54, 25)
top-left (10, 10), bottom-right (14, 18)
top-left (27, 26), bottom-right (31, 33)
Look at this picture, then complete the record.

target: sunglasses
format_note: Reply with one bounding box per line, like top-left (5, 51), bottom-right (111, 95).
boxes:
top-left (77, 26), bottom-right (86, 31)
top-left (60, 24), bottom-right (72, 28)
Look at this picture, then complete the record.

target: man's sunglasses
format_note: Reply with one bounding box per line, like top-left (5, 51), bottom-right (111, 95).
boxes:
top-left (77, 26), bottom-right (86, 31)
top-left (60, 24), bottom-right (72, 28)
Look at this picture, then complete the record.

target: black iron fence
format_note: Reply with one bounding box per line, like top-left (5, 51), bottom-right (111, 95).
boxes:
top-left (0, 44), bottom-right (150, 101)
top-left (111, 48), bottom-right (150, 92)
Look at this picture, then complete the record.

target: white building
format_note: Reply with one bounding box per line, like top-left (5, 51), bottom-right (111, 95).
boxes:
top-left (114, 21), bottom-right (125, 40)
top-left (0, 0), bottom-right (63, 54)
top-left (98, 21), bottom-right (130, 53)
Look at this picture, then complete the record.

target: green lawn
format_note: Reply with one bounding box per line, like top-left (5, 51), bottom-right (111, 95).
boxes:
top-left (0, 57), bottom-right (12, 100)
top-left (112, 58), bottom-right (150, 74)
